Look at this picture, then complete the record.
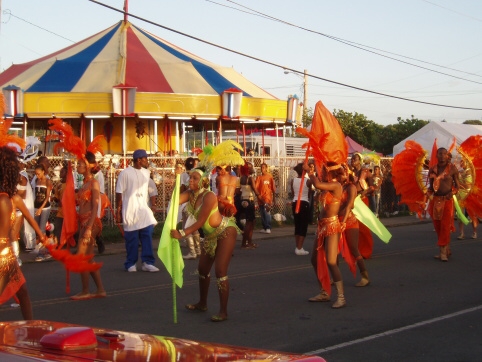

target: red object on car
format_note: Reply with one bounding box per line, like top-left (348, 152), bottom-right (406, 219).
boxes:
top-left (0, 320), bottom-right (326, 361)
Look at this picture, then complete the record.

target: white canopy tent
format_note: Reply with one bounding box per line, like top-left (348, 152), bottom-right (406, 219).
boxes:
top-left (393, 122), bottom-right (482, 156)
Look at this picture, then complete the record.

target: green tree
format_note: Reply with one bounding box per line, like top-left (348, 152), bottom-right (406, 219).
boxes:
top-left (463, 120), bottom-right (482, 125)
top-left (333, 109), bottom-right (377, 149)
top-left (295, 108), bottom-right (428, 156)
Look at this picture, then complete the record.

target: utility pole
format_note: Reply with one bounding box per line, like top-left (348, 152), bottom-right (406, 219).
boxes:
top-left (303, 69), bottom-right (308, 127)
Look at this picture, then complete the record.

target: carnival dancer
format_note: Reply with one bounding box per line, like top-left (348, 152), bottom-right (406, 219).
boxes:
top-left (170, 143), bottom-right (242, 322)
top-left (45, 119), bottom-right (106, 297)
top-left (426, 148), bottom-right (459, 261)
top-left (238, 161), bottom-right (258, 249)
top-left (180, 158), bottom-right (202, 260)
top-left (337, 164), bottom-right (370, 287)
top-left (392, 142), bottom-right (460, 262)
top-left (0, 144), bottom-right (47, 320)
top-left (216, 165), bottom-right (238, 217)
top-left (304, 162), bottom-right (345, 308)
top-left (349, 152), bottom-right (375, 259)
top-left (296, 100), bottom-right (350, 308)
top-left (71, 151), bottom-right (107, 299)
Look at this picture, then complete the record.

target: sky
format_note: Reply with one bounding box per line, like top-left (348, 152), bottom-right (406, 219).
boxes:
top-left (0, 0), bottom-right (481, 126)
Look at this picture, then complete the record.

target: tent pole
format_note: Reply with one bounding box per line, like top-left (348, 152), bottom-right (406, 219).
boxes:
top-left (123, 117), bottom-right (126, 159)
top-left (276, 124), bottom-right (280, 159)
top-left (154, 120), bottom-right (158, 153)
top-left (242, 123), bottom-right (246, 156)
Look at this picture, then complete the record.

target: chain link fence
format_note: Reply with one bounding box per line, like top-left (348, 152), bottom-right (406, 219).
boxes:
top-left (28, 156), bottom-right (402, 227)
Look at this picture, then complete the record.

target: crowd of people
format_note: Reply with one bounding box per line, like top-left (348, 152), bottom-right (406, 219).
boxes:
top-left (3, 134), bottom-right (477, 324)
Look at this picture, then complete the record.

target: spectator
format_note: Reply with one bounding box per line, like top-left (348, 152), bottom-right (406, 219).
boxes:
top-left (33, 163), bottom-right (53, 262)
top-left (291, 163), bottom-right (312, 255)
top-left (116, 149), bottom-right (159, 272)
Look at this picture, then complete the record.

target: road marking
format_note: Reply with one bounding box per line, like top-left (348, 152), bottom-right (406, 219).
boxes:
top-left (306, 304), bottom-right (482, 356)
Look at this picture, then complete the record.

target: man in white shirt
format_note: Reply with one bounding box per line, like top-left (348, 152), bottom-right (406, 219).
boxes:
top-left (115, 149), bottom-right (159, 272)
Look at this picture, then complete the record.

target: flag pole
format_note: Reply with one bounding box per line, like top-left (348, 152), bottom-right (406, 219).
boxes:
top-left (171, 191), bottom-right (178, 323)
top-left (295, 146), bottom-right (311, 213)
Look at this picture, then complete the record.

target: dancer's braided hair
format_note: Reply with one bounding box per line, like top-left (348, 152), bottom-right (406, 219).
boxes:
top-left (0, 146), bottom-right (20, 197)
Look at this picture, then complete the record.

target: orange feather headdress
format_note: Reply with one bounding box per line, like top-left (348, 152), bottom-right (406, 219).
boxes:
top-left (0, 94), bottom-right (26, 150)
top-left (46, 118), bottom-right (105, 160)
top-left (296, 100), bottom-right (348, 172)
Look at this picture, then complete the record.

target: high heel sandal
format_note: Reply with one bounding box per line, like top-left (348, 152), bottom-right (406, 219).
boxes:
top-left (211, 314), bottom-right (228, 322)
top-left (185, 303), bottom-right (207, 312)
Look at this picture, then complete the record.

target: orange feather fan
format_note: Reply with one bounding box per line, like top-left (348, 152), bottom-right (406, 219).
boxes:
top-left (0, 119), bottom-right (26, 150)
top-left (457, 135), bottom-right (482, 219)
top-left (86, 135), bottom-right (105, 156)
top-left (46, 118), bottom-right (86, 159)
top-left (392, 140), bottom-right (427, 218)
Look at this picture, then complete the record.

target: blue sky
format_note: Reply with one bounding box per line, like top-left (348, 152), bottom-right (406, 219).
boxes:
top-left (1, 0), bottom-right (481, 125)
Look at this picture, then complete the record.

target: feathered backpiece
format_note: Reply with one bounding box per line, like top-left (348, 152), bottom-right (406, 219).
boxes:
top-left (46, 118), bottom-right (86, 159)
top-left (456, 135), bottom-right (482, 218)
top-left (361, 151), bottom-right (381, 167)
top-left (0, 93), bottom-right (5, 116)
top-left (0, 118), bottom-right (26, 150)
top-left (296, 100), bottom-right (348, 172)
top-left (392, 140), bottom-right (427, 218)
top-left (198, 144), bottom-right (215, 174)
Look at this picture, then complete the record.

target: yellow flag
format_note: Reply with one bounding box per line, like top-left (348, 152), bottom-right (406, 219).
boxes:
top-left (158, 174), bottom-right (184, 287)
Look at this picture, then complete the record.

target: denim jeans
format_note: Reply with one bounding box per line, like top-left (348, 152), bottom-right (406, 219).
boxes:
top-left (259, 204), bottom-right (272, 230)
top-left (124, 224), bottom-right (155, 269)
top-left (34, 207), bottom-right (51, 234)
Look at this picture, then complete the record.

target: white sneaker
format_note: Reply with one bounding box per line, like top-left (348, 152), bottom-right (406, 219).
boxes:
top-left (182, 252), bottom-right (197, 260)
top-left (127, 265), bottom-right (137, 272)
top-left (260, 229), bottom-right (267, 233)
top-left (295, 248), bottom-right (309, 256)
top-left (141, 262), bottom-right (159, 272)
top-left (265, 229), bottom-right (271, 234)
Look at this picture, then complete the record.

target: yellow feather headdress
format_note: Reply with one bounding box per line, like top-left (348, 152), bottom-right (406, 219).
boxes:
top-left (198, 140), bottom-right (244, 174)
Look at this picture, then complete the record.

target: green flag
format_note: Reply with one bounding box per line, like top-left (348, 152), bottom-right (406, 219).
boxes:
top-left (352, 196), bottom-right (392, 243)
top-left (453, 195), bottom-right (469, 225)
top-left (158, 174), bottom-right (184, 288)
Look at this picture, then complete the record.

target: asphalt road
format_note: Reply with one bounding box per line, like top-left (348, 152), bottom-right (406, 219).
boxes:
top-left (1, 220), bottom-right (482, 361)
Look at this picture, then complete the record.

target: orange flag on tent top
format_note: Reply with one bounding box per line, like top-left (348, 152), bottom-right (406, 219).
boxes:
top-left (448, 137), bottom-right (457, 155)
top-left (429, 138), bottom-right (438, 169)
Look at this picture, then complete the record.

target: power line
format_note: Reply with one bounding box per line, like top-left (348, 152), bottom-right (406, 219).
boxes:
top-left (220, 0), bottom-right (482, 83)
top-left (1, 9), bottom-right (76, 43)
top-left (88, 0), bottom-right (482, 111)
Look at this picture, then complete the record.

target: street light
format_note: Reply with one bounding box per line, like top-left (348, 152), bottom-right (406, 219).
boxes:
top-left (284, 69), bottom-right (308, 124)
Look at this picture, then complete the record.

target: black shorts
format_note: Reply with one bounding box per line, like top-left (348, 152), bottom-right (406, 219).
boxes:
top-left (239, 199), bottom-right (256, 221)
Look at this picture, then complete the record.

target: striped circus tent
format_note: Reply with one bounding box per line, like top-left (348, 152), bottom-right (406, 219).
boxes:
top-left (1, 20), bottom-right (291, 154)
